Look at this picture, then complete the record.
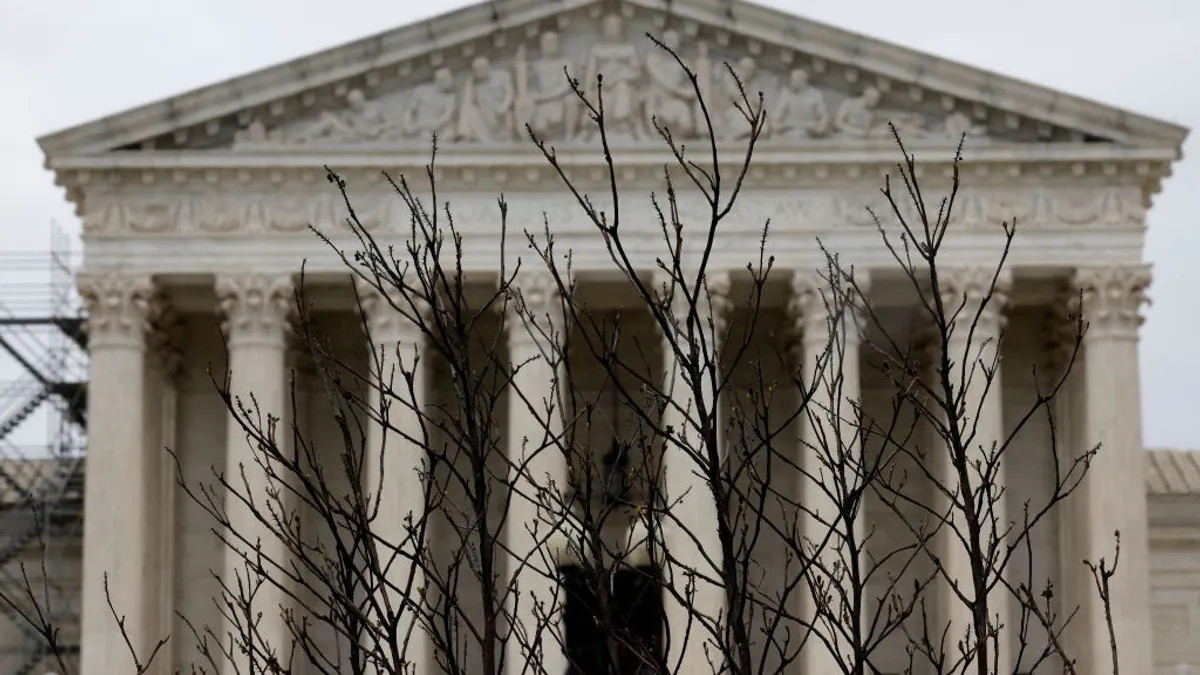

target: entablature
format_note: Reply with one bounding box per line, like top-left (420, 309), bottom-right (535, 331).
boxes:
top-left (70, 151), bottom-right (1155, 235)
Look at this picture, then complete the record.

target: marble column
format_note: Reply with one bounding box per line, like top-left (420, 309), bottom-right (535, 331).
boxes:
top-left (146, 306), bottom-right (184, 675)
top-left (1071, 265), bottom-right (1153, 675)
top-left (503, 271), bottom-right (570, 675)
top-left (215, 272), bottom-right (295, 673)
top-left (358, 282), bottom-right (431, 674)
top-left (790, 271), bottom-right (866, 675)
top-left (76, 272), bottom-right (158, 675)
top-left (657, 270), bottom-right (730, 675)
top-left (1043, 297), bottom-right (1088, 671)
top-left (935, 268), bottom-right (1011, 675)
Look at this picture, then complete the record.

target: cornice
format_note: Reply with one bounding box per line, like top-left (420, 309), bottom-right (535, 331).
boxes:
top-left (47, 142), bottom-right (1180, 175)
top-left (54, 147), bottom-right (1173, 203)
top-left (35, 0), bottom-right (1188, 159)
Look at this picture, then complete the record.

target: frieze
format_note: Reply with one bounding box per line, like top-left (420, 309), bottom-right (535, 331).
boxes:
top-left (77, 186), bottom-right (1148, 237)
top-left (219, 10), bottom-right (1064, 152)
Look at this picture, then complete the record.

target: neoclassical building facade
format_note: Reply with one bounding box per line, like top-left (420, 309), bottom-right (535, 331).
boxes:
top-left (30, 0), bottom-right (1194, 674)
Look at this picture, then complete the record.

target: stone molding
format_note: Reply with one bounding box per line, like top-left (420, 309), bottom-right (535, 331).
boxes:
top-left (215, 273), bottom-right (296, 348)
top-left (76, 271), bottom-right (156, 349)
top-left (1071, 264), bottom-right (1153, 340)
top-left (76, 181), bottom-right (1149, 239)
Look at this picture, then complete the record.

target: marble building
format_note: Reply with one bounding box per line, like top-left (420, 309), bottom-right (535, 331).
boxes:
top-left (26, 0), bottom-right (1195, 674)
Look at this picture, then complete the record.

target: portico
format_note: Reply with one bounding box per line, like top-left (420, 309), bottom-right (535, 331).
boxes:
top-left (36, 0), bottom-right (1186, 674)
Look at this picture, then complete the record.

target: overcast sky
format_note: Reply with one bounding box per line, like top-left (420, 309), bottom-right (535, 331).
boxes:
top-left (0, 0), bottom-right (1196, 448)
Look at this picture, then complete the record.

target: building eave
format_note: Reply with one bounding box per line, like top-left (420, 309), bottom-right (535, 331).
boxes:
top-left (44, 142), bottom-right (1182, 175)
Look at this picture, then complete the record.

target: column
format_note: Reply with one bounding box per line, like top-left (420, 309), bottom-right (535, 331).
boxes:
top-left (215, 272), bottom-right (295, 673)
top-left (146, 306), bottom-right (184, 675)
top-left (658, 270), bottom-right (729, 675)
top-left (359, 282), bottom-right (431, 674)
top-left (504, 271), bottom-right (570, 675)
top-left (1044, 297), bottom-right (1087, 671)
top-left (935, 268), bottom-right (1011, 675)
top-left (77, 271), bottom-right (158, 675)
top-left (1071, 265), bottom-right (1153, 675)
top-left (790, 271), bottom-right (867, 675)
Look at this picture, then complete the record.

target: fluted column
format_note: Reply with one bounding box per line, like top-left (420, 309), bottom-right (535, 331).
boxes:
top-left (216, 272), bottom-right (295, 673)
top-left (1071, 265), bottom-right (1153, 675)
top-left (503, 271), bottom-right (570, 675)
top-left (657, 270), bottom-right (730, 675)
top-left (790, 271), bottom-right (867, 675)
top-left (358, 282), bottom-right (431, 674)
top-left (935, 268), bottom-right (1011, 675)
top-left (1042, 296), bottom-right (1088, 671)
top-left (146, 307), bottom-right (184, 675)
top-left (77, 272), bottom-right (157, 675)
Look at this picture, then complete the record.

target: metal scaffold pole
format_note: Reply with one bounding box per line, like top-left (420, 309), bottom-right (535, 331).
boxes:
top-left (0, 221), bottom-right (86, 674)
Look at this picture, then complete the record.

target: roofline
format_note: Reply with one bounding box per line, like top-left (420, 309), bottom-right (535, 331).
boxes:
top-left (37, 0), bottom-right (1190, 158)
top-left (709, 0), bottom-right (1188, 147)
top-left (37, 0), bottom-right (596, 156)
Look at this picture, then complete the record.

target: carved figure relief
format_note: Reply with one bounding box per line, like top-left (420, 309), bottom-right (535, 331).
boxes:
top-left (771, 69), bottom-right (830, 140)
top-left (404, 68), bottom-right (459, 141)
top-left (515, 31), bottom-right (576, 139)
top-left (458, 56), bottom-right (516, 143)
top-left (942, 112), bottom-right (986, 140)
top-left (292, 89), bottom-right (393, 144)
top-left (716, 57), bottom-right (757, 141)
top-left (579, 14), bottom-right (644, 141)
top-left (693, 43), bottom-right (715, 133)
top-left (834, 87), bottom-right (881, 138)
top-left (644, 30), bottom-right (696, 137)
top-left (223, 11), bottom-right (1034, 150)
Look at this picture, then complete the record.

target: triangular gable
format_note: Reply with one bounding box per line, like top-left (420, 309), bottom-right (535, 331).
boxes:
top-left (37, 0), bottom-right (1188, 159)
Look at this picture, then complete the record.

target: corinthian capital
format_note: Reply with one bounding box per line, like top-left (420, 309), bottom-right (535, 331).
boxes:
top-left (356, 278), bottom-right (427, 344)
top-left (789, 270), bottom-right (870, 346)
top-left (937, 266), bottom-right (1011, 336)
top-left (1071, 265), bottom-right (1151, 339)
top-left (506, 270), bottom-right (569, 350)
top-left (148, 304), bottom-right (186, 381)
top-left (215, 273), bottom-right (294, 347)
top-left (77, 271), bottom-right (156, 348)
top-left (653, 269), bottom-right (733, 336)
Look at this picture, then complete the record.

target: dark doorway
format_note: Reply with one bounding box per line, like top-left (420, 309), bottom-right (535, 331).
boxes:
top-left (560, 565), bottom-right (663, 675)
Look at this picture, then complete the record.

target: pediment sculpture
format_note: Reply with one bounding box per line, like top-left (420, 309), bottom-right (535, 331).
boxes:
top-left (231, 12), bottom-right (1005, 149)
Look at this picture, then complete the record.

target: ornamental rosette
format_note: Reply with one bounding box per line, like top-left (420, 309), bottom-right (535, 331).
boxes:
top-left (215, 272), bottom-right (294, 346)
top-left (77, 271), bottom-right (156, 348)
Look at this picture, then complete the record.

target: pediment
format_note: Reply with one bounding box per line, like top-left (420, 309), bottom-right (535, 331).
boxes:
top-left (38, 0), bottom-right (1187, 160)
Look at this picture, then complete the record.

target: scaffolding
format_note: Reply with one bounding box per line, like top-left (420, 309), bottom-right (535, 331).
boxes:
top-left (0, 222), bottom-right (87, 675)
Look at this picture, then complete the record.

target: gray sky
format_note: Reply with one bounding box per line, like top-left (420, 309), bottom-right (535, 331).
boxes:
top-left (1, 0), bottom-right (1196, 448)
